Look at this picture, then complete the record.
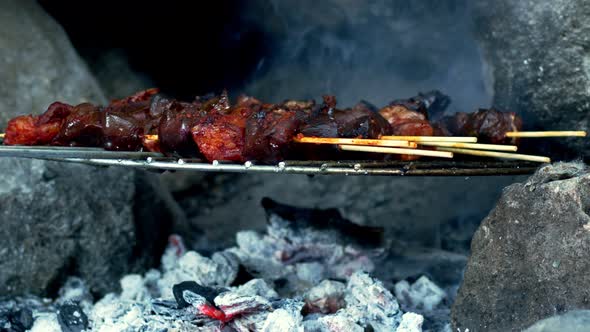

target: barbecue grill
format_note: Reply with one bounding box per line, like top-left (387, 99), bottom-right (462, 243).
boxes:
top-left (0, 144), bottom-right (540, 176)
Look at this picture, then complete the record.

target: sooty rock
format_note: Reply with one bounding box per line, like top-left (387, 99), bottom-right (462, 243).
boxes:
top-left (452, 162), bottom-right (590, 331)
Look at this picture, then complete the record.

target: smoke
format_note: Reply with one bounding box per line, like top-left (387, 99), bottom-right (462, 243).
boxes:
top-left (242, 0), bottom-right (489, 112)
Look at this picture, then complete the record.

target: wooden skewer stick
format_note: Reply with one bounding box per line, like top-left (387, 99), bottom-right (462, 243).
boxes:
top-left (419, 141), bottom-right (518, 152)
top-left (340, 144), bottom-right (453, 158)
top-left (436, 147), bottom-right (550, 163)
top-left (294, 136), bottom-right (417, 148)
top-left (144, 134), bottom-right (159, 141)
top-left (505, 131), bottom-right (587, 138)
top-left (380, 135), bottom-right (477, 143)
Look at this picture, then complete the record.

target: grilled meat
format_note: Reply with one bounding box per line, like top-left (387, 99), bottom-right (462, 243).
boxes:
top-left (4, 101), bottom-right (73, 145)
top-left (300, 96), bottom-right (391, 139)
top-left (103, 93), bottom-right (158, 151)
top-left (191, 106), bottom-right (255, 163)
top-left (52, 103), bottom-right (104, 147)
top-left (156, 99), bottom-right (205, 157)
top-left (436, 109), bottom-right (523, 144)
top-left (243, 105), bottom-right (307, 163)
top-left (3, 88), bottom-right (525, 163)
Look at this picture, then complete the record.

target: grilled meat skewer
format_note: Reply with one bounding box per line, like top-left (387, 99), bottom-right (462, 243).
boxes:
top-left (3, 88), bottom-right (523, 163)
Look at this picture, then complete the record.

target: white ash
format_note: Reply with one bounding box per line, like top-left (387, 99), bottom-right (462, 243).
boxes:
top-left (29, 312), bottom-right (61, 332)
top-left (342, 271), bottom-right (402, 332)
top-left (158, 250), bottom-right (239, 298)
top-left (304, 280), bottom-right (346, 314)
top-left (228, 213), bottom-right (381, 295)
top-left (20, 207), bottom-right (456, 331)
top-left (303, 315), bottom-right (364, 332)
top-left (394, 276), bottom-right (452, 332)
top-left (394, 276), bottom-right (447, 311)
top-left (261, 299), bottom-right (304, 332)
top-left (233, 279), bottom-right (278, 299)
top-left (214, 292), bottom-right (271, 317)
top-left (397, 312), bottom-right (425, 332)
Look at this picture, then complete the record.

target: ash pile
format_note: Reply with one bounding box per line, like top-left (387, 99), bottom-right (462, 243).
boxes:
top-left (1, 198), bottom-right (452, 332)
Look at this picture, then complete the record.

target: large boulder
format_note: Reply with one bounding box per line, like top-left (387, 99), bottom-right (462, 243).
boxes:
top-left (452, 162), bottom-right (590, 331)
top-left (0, 160), bottom-right (164, 296)
top-left (0, 0), bottom-right (181, 297)
top-left (0, 159), bottom-right (182, 297)
top-left (473, 0), bottom-right (590, 156)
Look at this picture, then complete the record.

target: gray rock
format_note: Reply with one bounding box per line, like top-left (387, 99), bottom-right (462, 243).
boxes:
top-left (452, 162), bottom-right (590, 332)
top-left (473, 0), bottom-right (590, 156)
top-left (524, 310), bottom-right (590, 332)
top-left (0, 0), bottom-right (183, 297)
top-left (0, 0), bottom-right (106, 128)
top-left (0, 159), bottom-right (174, 296)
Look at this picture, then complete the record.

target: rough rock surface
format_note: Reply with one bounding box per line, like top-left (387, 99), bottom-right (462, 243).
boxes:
top-left (0, 159), bottom-right (177, 297)
top-left (473, 0), bottom-right (590, 156)
top-left (0, 0), bottom-right (181, 297)
top-left (524, 310), bottom-right (590, 332)
top-left (452, 162), bottom-right (590, 331)
top-left (0, 0), bottom-right (106, 128)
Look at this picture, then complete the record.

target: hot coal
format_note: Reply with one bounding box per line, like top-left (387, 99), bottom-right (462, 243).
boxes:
top-left (172, 281), bottom-right (226, 309)
top-left (56, 304), bottom-right (88, 332)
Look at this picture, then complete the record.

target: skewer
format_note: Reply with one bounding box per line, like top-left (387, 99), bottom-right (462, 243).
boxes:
top-left (144, 134), bottom-right (158, 141)
top-left (418, 141), bottom-right (518, 152)
top-left (505, 131), bottom-right (587, 138)
top-left (293, 136), bottom-right (417, 148)
top-left (435, 147), bottom-right (550, 163)
top-left (2, 132), bottom-right (417, 149)
top-left (380, 135), bottom-right (477, 143)
top-left (340, 145), bottom-right (453, 158)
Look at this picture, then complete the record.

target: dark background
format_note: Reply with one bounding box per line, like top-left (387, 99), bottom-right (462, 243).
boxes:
top-left (39, 1), bottom-right (269, 99)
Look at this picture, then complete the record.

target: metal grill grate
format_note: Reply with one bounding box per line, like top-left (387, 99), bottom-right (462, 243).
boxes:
top-left (0, 145), bottom-right (540, 176)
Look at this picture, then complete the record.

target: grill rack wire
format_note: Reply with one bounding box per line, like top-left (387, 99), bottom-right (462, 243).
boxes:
top-left (0, 145), bottom-right (541, 176)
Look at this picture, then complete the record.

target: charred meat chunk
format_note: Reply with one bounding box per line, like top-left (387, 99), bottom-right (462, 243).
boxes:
top-left (389, 90), bottom-right (451, 120)
top-left (103, 94), bottom-right (156, 151)
top-left (157, 99), bottom-right (206, 157)
top-left (192, 106), bottom-right (255, 162)
top-left (300, 96), bottom-right (391, 139)
top-left (103, 108), bottom-right (152, 151)
top-left (436, 109), bottom-right (522, 144)
top-left (107, 88), bottom-right (159, 108)
top-left (4, 102), bottom-right (73, 145)
top-left (4, 115), bottom-right (38, 145)
top-left (52, 103), bottom-right (104, 147)
top-left (380, 91), bottom-right (451, 136)
top-left (379, 103), bottom-right (433, 137)
top-left (243, 106), bottom-right (305, 163)
top-left (335, 108), bottom-right (392, 138)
